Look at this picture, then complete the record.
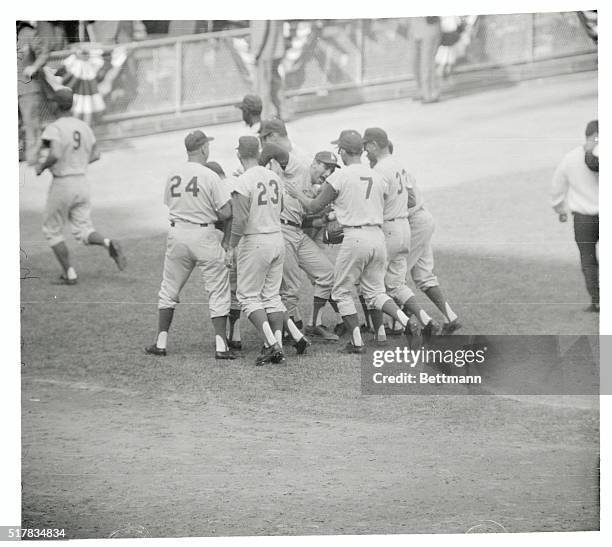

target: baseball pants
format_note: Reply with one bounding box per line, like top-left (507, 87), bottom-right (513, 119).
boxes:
top-left (332, 226), bottom-right (390, 316)
top-left (18, 92), bottom-right (42, 163)
top-left (573, 212), bottom-right (599, 304)
top-left (406, 207), bottom-right (439, 291)
top-left (237, 232), bottom-right (286, 317)
top-left (214, 230), bottom-right (240, 311)
top-left (158, 224), bottom-right (231, 318)
top-left (383, 218), bottom-right (413, 305)
top-left (280, 224), bottom-right (334, 319)
top-left (42, 175), bottom-right (96, 247)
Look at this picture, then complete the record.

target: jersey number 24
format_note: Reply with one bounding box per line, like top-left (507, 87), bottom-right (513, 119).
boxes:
top-left (170, 176), bottom-right (199, 198)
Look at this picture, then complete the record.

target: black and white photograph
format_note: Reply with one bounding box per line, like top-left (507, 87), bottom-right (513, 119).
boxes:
top-left (4, 1), bottom-right (608, 544)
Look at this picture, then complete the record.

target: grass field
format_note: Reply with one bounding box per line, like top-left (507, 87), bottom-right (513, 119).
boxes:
top-left (19, 72), bottom-right (599, 538)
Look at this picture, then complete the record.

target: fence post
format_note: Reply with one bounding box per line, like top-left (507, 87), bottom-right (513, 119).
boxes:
top-left (175, 39), bottom-right (183, 114)
top-left (357, 19), bottom-right (365, 85)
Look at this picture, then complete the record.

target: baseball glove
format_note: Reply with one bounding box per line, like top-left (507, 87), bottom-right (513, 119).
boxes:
top-left (323, 220), bottom-right (344, 245)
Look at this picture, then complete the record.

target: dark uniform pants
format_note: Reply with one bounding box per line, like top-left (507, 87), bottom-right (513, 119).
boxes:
top-left (573, 212), bottom-right (599, 304)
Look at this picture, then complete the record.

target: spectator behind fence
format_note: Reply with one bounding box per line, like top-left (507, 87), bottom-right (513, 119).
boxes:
top-left (250, 20), bottom-right (286, 120)
top-left (410, 16), bottom-right (442, 104)
top-left (17, 21), bottom-right (50, 164)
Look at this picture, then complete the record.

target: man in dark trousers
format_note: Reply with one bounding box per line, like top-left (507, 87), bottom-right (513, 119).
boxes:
top-left (551, 120), bottom-right (599, 312)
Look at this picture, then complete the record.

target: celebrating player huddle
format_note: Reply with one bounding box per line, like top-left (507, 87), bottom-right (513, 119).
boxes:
top-left (34, 88), bottom-right (460, 366)
top-left (143, 115), bottom-right (461, 365)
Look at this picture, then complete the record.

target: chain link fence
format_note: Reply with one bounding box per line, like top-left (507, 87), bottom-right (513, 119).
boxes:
top-left (45, 13), bottom-right (596, 124)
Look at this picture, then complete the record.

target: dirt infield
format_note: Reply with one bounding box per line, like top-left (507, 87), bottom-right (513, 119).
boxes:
top-left (19, 72), bottom-right (599, 538)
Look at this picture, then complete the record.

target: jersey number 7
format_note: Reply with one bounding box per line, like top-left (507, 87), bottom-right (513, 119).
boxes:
top-left (360, 177), bottom-right (373, 199)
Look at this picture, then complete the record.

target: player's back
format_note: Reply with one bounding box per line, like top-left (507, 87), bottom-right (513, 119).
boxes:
top-left (235, 166), bottom-right (284, 234)
top-left (327, 163), bottom-right (386, 227)
top-left (164, 162), bottom-right (229, 225)
top-left (42, 117), bottom-right (95, 177)
top-left (373, 155), bottom-right (411, 220)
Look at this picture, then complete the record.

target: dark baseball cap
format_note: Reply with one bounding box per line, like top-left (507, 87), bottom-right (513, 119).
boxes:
top-left (314, 151), bottom-right (341, 169)
top-left (585, 120), bottom-right (598, 137)
top-left (204, 161), bottom-right (226, 178)
top-left (331, 129), bottom-right (363, 155)
top-left (235, 94), bottom-right (263, 114)
top-left (362, 127), bottom-right (390, 148)
top-left (54, 87), bottom-right (74, 110)
top-left (237, 136), bottom-right (260, 158)
top-left (258, 118), bottom-right (288, 138)
top-left (259, 143), bottom-right (289, 169)
top-left (184, 130), bottom-right (214, 152)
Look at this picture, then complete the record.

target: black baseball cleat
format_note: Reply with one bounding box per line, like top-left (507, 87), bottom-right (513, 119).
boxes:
top-left (405, 317), bottom-right (423, 350)
top-left (215, 349), bottom-right (237, 360)
top-left (255, 343), bottom-right (284, 366)
top-left (228, 340), bottom-right (243, 350)
top-left (441, 319), bottom-right (462, 335)
top-left (339, 342), bottom-right (365, 355)
top-left (144, 344), bottom-right (167, 356)
top-left (294, 336), bottom-right (311, 355)
top-left (422, 320), bottom-right (441, 343)
top-left (52, 274), bottom-right (77, 286)
top-left (109, 240), bottom-right (127, 271)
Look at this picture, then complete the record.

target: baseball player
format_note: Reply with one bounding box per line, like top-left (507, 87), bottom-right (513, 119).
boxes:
top-left (35, 87), bottom-right (127, 285)
top-left (234, 94), bottom-right (263, 135)
top-left (259, 119), bottom-right (340, 339)
top-left (144, 130), bottom-right (235, 360)
top-left (204, 161), bottom-right (244, 349)
top-left (372, 141), bottom-right (460, 335)
top-left (286, 129), bottom-right (420, 354)
top-left (363, 127), bottom-right (441, 341)
top-left (227, 136), bottom-right (286, 365)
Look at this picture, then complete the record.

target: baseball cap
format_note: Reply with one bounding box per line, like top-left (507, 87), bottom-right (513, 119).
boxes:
top-left (54, 87), bottom-right (74, 110)
top-left (235, 94), bottom-right (263, 114)
top-left (259, 143), bottom-right (289, 169)
top-left (585, 120), bottom-right (598, 137)
top-left (314, 151), bottom-right (341, 169)
top-left (258, 118), bottom-right (288, 138)
top-left (362, 127), bottom-right (390, 148)
top-left (184, 130), bottom-right (214, 152)
top-left (204, 161), bottom-right (226, 178)
top-left (237, 136), bottom-right (260, 158)
top-left (331, 129), bottom-right (363, 155)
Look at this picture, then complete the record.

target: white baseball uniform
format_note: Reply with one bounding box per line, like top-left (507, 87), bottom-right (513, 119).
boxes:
top-left (373, 155), bottom-right (413, 305)
top-left (279, 153), bottom-right (335, 319)
top-left (157, 162), bottom-right (231, 318)
top-left (326, 163), bottom-right (390, 316)
top-left (234, 165), bottom-right (286, 317)
top-left (40, 117), bottom-right (97, 246)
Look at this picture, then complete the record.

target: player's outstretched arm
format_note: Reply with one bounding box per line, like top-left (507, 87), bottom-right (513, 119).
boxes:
top-left (287, 182), bottom-right (336, 213)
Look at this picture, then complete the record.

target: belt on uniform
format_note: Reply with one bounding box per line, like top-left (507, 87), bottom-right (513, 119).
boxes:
top-left (280, 219), bottom-right (301, 229)
top-left (344, 224), bottom-right (381, 229)
top-left (385, 216), bottom-right (408, 222)
top-left (170, 221), bottom-right (210, 227)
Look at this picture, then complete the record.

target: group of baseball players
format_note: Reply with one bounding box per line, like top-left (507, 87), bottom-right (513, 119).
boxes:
top-left (34, 88), bottom-right (461, 366)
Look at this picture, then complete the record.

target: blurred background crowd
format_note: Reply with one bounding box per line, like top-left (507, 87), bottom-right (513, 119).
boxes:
top-left (17, 14), bottom-right (597, 163)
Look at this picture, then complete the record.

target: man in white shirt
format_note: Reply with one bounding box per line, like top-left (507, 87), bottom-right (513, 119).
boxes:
top-left (551, 120), bottom-right (599, 312)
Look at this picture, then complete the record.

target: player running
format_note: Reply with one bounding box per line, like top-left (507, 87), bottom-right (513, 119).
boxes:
top-left (144, 130), bottom-right (235, 360)
top-left (35, 88), bottom-right (127, 284)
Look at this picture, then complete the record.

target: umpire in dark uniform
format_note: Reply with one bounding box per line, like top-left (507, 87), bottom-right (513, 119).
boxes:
top-left (551, 120), bottom-right (599, 312)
